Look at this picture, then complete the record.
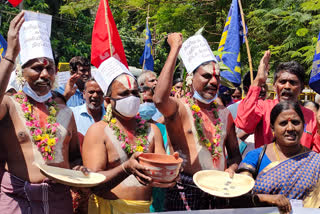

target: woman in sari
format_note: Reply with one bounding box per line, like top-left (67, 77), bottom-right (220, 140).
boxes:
top-left (237, 101), bottom-right (320, 213)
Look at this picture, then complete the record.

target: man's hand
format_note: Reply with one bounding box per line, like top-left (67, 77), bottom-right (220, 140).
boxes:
top-left (72, 165), bottom-right (90, 176)
top-left (63, 73), bottom-right (80, 101)
top-left (6, 11), bottom-right (25, 61)
top-left (167, 33), bottom-right (183, 51)
top-left (258, 194), bottom-right (291, 214)
top-left (123, 152), bottom-right (152, 186)
top-left (225, 167), bottom-right (235, 178)
top-left (253, 50), bottom-right (271, 87)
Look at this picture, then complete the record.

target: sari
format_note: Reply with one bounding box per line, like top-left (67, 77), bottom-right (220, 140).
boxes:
top-left (253, 151), bottom-right (320, 207)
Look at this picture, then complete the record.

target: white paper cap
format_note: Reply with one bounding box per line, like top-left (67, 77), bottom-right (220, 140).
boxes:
top-left (19, 20), bottom-right (53, 66)
top-left (93, 57), bottom-right (134, 95)
top-left (179, 35), bottom-right (217, 74)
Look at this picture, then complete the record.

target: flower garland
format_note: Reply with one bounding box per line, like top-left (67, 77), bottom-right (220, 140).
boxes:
top-left (14, 91), bottom-right (59, 161)
top-left (185, 95), bottom-right (223, 160)
top-left (103, 107), bottom-right (149, 155)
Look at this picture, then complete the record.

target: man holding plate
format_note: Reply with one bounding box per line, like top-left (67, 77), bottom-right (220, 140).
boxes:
top-left (0, 12), bottom-right (83, 214)
top-left (153, 33), bottom-right (242, 210)
top-left (82, 57), bottom-right (170, 214)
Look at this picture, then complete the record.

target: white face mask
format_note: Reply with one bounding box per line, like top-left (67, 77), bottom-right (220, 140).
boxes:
top-left (193, 89), bottom-right (217, 104)
top-left (22, 82), bottom-right (52, 103)
top-left (113, 95), bottom-right (140, 118)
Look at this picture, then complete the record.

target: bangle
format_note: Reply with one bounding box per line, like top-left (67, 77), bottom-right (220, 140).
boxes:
top-left (121, 163), bottom-right (130, 175)
top-left (252, 194), bottom-right (259, 206)
top-left (3, 56), bottom-right (14, 65)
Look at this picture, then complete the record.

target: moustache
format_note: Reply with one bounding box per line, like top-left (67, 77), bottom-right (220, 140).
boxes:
top-left (89, 98), bottom-right (99, 103)
top-left (281, 89), bottom-right (293, 97)
top-left (34, 79), bottom-right (52, 87)
top-left (204, 85), bottom-right (218, 91)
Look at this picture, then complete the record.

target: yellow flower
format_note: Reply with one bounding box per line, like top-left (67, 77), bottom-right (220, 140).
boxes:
top-left (191, 104), bottom-right (200, 112)
top-left (48, 138), bottom-right (56, 146)
top-left (49, 106), bottom-right (56, 115)
top-left (136, 146), bottom-right (144, 152)
top-left (45, 146), bottom-right (48, 152)
top-left (205, 142), bottom-right (212, 147)
top-left (27, 104), bottom-right (32, 112)
top-left (111, 118), bottom-right (117, 124)
top-left (35, 135), bottom-right (42, 141)
top-left (213, 139), bottom-right (217, 144)
top-left (43, 134), bottom-right (50, 140)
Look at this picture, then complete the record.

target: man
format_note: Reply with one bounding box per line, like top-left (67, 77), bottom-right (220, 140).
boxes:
top-left (235, 51), bottom-right (320, 151)
top-left (227, 71), bottom-right (268, 157)
top-left (154, 33), bottom-right (241, 210)
top-left (138, 71), bottom-right (163, 123)
top-left (82, 57), bottom-right (168, 214)
top-left (71, 78), bottom-right (105, 138)
top-left (0, 12), bottom-right (81, 213)
top-left (137, 70), bottom-right (158, 90)
top-left (56, 56), bottom-right (91, 107)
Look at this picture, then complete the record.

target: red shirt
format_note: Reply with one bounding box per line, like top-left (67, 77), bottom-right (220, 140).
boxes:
top-left (235, 86), bottom-right (320, 151)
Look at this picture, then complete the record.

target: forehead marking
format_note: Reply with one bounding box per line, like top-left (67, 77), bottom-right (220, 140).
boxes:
top-left (202, 63), bottom-right (220, 76)
top-left (116, 75), bottom-right (135, 90)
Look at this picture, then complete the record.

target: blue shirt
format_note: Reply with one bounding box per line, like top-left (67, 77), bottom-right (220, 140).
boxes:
top-left (241, 147), bottom-right (271, 174)
top-left (55, 86), bottom-right (86, 107)
top-left (152, 108), bottom-right (163, 121)
top-left (71, 103), bottom-right (106, 136)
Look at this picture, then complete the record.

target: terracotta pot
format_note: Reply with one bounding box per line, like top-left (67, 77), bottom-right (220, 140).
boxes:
top-left (138, 153), bottom-right (183, 183)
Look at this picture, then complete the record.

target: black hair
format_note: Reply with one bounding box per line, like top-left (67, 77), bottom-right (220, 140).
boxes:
top-left (173, 78), bottom-right (183, 86)
top-left (270, 101), bottom-right (305, 127)
top-left (69, 56), bottom-right (90, 73)
top-left (243, 71), bottom-right (257, 94)
top-left (232, 86), bottom-right (242, 95)
top-left (274, 61), bottom-right (305, 86)
top-left (139, 86), bottom-right (154, 95)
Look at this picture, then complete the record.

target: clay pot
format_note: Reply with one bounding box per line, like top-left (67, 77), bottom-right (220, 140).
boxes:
top-left (138, 153), bottom-right (183, 183)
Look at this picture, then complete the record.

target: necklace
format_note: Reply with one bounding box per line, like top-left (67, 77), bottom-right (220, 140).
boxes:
top-left (14, 91), bottom-right (59, 161)
top-left (103, 112), bottom-right (149, 155)
top-left (185, 95), bottom-right (222, 160)
top-left (273, 142), bottom-right (305, 161)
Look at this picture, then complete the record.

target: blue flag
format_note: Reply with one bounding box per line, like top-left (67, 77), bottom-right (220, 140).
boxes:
top-left (140, 23), bottom-right (154, 71)
top-left (0, 34), bottom-right (7, 62)
top-left (309, 32), bottom-right (320, 94)
top-left (217, 0), bottom-right (246, 86)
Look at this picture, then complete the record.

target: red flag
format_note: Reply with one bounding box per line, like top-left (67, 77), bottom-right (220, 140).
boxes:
top-left (91, 0), bottom-right (128, 68)
top-left (8, 0), bottom-right (23, 7)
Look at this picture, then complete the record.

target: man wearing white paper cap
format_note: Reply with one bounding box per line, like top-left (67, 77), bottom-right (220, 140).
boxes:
top-left (154, 33), bottom-right (241, 210)
top-left (0, 12), bottom-right (83, 214)
top-left (82, 57), bottom-right (174, 214)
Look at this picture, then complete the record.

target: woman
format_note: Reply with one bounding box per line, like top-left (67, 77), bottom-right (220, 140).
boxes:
top-left (237, 101), bottom-right (320, 213)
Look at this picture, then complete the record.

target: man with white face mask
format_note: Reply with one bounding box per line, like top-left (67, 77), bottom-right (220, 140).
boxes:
top-left (154, 33), bottom-right (241, 210)
top-left (0, 12), bottom-right (83, 214)
top-left (82, 57), bottom-right (171, 214)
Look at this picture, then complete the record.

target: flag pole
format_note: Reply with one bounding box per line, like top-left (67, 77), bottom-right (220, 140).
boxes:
top-left (142, 4), bottom-right (150, 72)
top-left (238, 0), bottom-right (253, 84)
top-left (103, 0), bottom-right (113, 57)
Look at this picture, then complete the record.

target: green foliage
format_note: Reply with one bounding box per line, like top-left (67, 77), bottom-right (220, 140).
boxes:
top-left (2, 0), bottom-right (320, 83)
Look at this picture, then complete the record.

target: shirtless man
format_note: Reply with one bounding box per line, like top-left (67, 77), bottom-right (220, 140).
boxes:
top-left (154, 33), bottom-right (241, 210)
top-left (82, 57), bottom-right (167, 214)
top-left (0, 12), bottom-right (81, 214)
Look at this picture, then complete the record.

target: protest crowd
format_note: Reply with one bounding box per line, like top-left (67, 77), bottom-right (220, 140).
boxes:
top-left (2, 0), bottom-right (320, 214)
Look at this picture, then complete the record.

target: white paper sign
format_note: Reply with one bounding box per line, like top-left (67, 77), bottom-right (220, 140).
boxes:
top-left (179, 35), bottom-right (217, 74)
top-left (19, 20), bottom-right (53, 65)
top-left (24, 10), bottom-right (52, 36)
top-left (93, 57), bottom-right (133, 95)
top-left (56, 71), bottom-right (71, 87)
